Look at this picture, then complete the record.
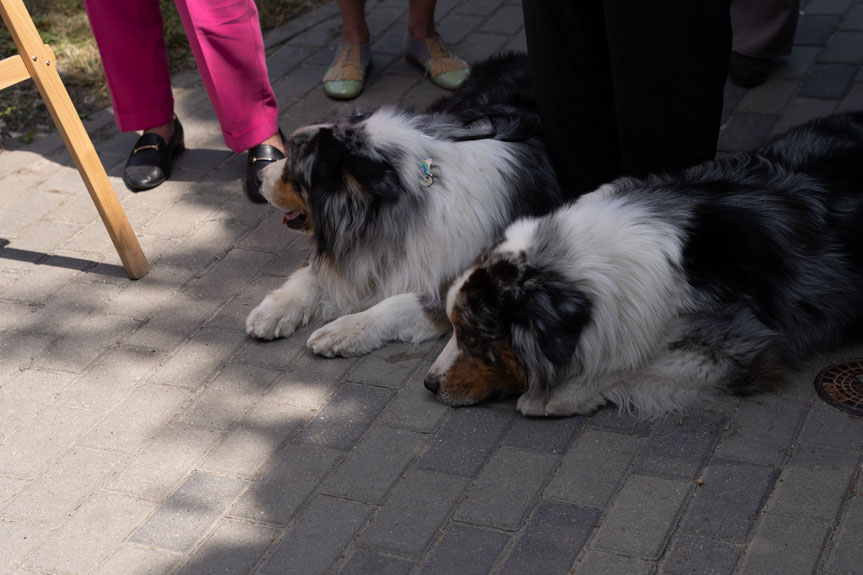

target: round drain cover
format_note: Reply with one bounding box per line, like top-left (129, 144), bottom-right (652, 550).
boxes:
top-left (814, 360), bottom-right (863, 416)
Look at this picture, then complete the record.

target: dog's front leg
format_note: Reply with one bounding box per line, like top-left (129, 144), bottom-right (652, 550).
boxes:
top-left (307, 293), bottom-right (450, 357)
top-left (246, 265), bottom-right (322, 340)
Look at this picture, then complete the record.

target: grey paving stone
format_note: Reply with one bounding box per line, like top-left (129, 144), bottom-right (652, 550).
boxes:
top-left (146, 326), bottom-right (246, 390)
top-left (498, 501), bottom-right (601, 575)
top-left (338, 550), bottom-right (414, 575)
top-left (198, 402), bottom-right (311, 480)
top-left (35, 312), bottom-right (142, 373)
top-left (172, 362), bottom-right (281, 431)
top-left (632, 409), bottom-right (726, 480)
top-left (795, 14), bottom-right (841, 45)
top-left (821, 31), bottom-right (863, 63)
top-left (24, 491), bottom-right (156, 575)
top-left (322, 424), bottom-right (425, 504)
top-left (0, 522), bottom-right (47, 575)
top-left (360, 469), bottom-right (469, 558)
top-left (80, 383), bottom-right (194, 454)
top-left (479, 4), bottom-right (523, 35)
top-left (55, 346), bottom-right (169, 413)
top-left (573, 550), bottom-right (655, 575)
top-left (90, 544), bottom-right (181, 575)
top-left (766, 444), bottom-right (859, 521)
top-left (717, 113), bottom-right (779, 152)
top-left (419, 524), bottom-right (509, 575)
top-left (543, 428), bottom-right (644, 508)
top-left (823, 493), bottom-right (863, 575)
top-left (659, 534), bottom-right (742, 575)
top-left (715, 394), bottom-right (809, 465)
top-left (232, 444), bottom-right (343, 525)
top-left (122, 296), bottom-right (222, 352)
top-left (805, 0), bottom-right (853, 15)
top-left (106, 425), bottom-right (222, 501)
top-left (840, 3), bottom-right (863, 29)
top-left (797, 399), bottom-right (863, 452)
top-left (0, 404), bottom-right (103, 479)
top-left (184, 248), bottom-right (272, 300)
top-left (799, 63), bottom-right (857, 99)
top-left (0, 368), bottom-right (72, 441)
top-left (345, 340), bottom-right (433, 389)
top-left (175, 519), bottom-right (278, 575)
top-left (129, 471), bottom-right (248, 552)
top-left (770, 97), bottom-right (838, 135)
top-left (264, 349), bottom-right (360, 409)
top-left (262, 496), bottom-right (375, 575)
top-left (838, 82), bottom-right (863, 112)
top-left (294, 383), bottom-right (394, 450)
top-left (0, 447), bottom-right (126, 529)
top-left (503, 413), bottom-right (585, 454)
top-left (736, 513), bottom-right (833, 575)
top-left (735, 78), bottom-right (800, 115)
top-left (453, 447), bottom-right (558, 530)
top-left (418, 407), bottom-right (514, 477)
top-left (378, 346), bottom-right (452, 432)
top-left (593, 474), bottom-right (692, 560)
top-left (679, 458), bottom-right (778, 543)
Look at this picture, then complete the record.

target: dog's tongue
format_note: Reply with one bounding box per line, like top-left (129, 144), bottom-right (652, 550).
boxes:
top-left (283, 211), bottom-right (303, 225)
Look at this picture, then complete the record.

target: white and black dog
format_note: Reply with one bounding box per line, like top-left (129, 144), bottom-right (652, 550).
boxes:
top-left (425, 112), bottom-right (863, 417)
top-left (245, 54), bottom-right (565, 356)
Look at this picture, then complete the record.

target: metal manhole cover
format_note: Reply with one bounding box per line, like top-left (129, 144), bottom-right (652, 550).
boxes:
top-left (814, 360), bottom-right (863, 416)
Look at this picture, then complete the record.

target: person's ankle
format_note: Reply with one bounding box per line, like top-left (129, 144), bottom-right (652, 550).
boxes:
top-left (258, 132), bottom-right (285, 155)
top-left (143, 120), bottom-right (174, 143)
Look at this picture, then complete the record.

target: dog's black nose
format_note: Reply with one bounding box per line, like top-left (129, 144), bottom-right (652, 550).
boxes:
top-left (424, 373), bottom-right (440, 394)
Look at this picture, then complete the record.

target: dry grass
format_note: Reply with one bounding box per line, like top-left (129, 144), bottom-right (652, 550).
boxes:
top-left (0, 0), bottom-right (325, 147)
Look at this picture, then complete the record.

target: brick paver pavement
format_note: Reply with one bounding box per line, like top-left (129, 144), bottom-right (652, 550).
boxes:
top-left (2, 0), bottom-right (863, 573)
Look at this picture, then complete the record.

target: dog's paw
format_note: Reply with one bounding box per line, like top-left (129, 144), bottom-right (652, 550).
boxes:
top-left (516, 394), bottom-right (605, 417)
top-left (307, 315), bottom-right (382, 357)
top-left (246, 297), bottom-right (306, 340)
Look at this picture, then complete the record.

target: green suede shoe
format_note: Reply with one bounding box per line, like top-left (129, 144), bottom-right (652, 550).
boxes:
top-left (405, 34), bottom-right (470, 90)
top-left (323, 43), bottom-right (371, 100)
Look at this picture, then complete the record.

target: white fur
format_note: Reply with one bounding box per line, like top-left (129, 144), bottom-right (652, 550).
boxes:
top-left (247, 107), bottom-right (556, 356)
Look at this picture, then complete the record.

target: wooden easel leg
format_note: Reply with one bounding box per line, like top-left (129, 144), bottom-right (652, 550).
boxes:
top-left (0, 0), bottom-right (149, 279)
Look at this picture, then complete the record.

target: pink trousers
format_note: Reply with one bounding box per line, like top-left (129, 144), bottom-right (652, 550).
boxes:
top-left (82, 0), bottom-right (278, 152)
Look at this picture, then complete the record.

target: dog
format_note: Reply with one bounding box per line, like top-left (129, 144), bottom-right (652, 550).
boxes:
top-left (424, 112), bottom-right (863, 417)
top-left (245, 54), bottom-right (565, 357)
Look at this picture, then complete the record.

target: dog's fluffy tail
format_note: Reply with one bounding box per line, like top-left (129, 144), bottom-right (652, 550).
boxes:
top-left (761, 111), bottom-right (863, 188)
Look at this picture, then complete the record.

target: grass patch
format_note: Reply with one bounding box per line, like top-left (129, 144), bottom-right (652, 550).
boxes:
top-left (0, 0), bottom-right (325, 147)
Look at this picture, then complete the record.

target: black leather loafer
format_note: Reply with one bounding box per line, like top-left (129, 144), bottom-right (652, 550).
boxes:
top-left (244, 130), bottom-right (285, 203)
top-left (123, 117), bottom-right (185, 192)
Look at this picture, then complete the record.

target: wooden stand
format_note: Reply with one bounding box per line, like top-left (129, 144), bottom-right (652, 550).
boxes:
top-left (0, 0), bottom-right (149, 279)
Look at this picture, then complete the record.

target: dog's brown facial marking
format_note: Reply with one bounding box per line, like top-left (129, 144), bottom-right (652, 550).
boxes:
top-left (425, 310), bottom-right (528, 406)
top-left (259, 144), bottom-right (312, 232)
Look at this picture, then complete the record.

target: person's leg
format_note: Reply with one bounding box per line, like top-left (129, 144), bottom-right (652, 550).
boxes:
top-left (729, 0), bottom-right (799, 87)
top-left (172, 0), bottom-right (279, 153)
top-left (404, 0), bottom-right (470, 90)
top-left (731, 0), bottom-right (800, 59)
top-left (323, 0), bottom-right (371, 100)
top-left (82, 0), bottom-right (174, 132)
top-left (408, 0), bottom-right (435, 39)
top-left (603, 0), bottom-right (731, 178)
top-left (338, 0), bottom-right (369, 44)
top-left (522, 0), bottom-right (619, 196)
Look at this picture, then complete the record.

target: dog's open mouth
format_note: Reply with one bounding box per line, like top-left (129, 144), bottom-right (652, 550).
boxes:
top-left (282, 210), bottom-right (308, 230)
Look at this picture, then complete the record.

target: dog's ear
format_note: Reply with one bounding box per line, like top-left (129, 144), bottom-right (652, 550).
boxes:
top-left (509, 271), bottom-right (591, 399)
top-left (343, 153), bottom-right (402, 201)
top-left (306, 127), bottom-right (401, 201)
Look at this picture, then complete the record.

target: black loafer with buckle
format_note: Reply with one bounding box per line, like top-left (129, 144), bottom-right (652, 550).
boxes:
top-left (244, 130), bottom-right (286, 203)
top-left (123, 117), bottom-right (185, 192)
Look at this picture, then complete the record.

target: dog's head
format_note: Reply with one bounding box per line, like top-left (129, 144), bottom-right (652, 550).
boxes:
top-left (424, 249), bottom-right (592, 407)
top-left (258, 111), bottom-right (406, 252)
